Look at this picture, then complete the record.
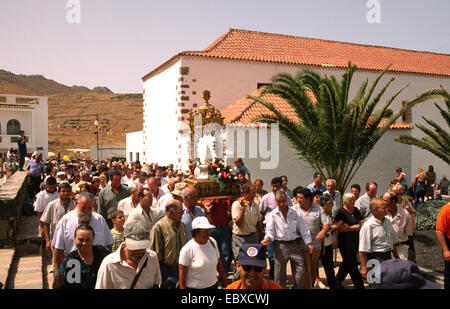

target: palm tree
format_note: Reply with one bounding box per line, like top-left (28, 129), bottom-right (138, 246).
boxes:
top-left (249, 62), bottom-right (447, 193)
top-left (395, 88), bottom-right (450, 165)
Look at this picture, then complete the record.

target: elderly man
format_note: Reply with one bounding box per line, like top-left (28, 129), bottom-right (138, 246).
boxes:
top-left (307, 172), bottom-right (326, 194)
top-left (261, 190), bottom-right (313, 289)
top-left (34, 176), bottom-right (59, 236)
top-left (52, 192), bottom-right (114, 275)
top-left (96, 219), bottom-right (162, 289)
top-left (292, 187), bottom-right (330, 289)
top-left (126, 194), bottom-right (158, 231)
top-left (231, 184), bottom-right (264, 280)
top-left (383, 191), bottom-right (413, 260)
top-left (118, 182), bottom-right (143, 221)
top-left (150, 199), bottom-right (187, 282)
top-left (355, 182), bottom-right (378, 220)
top-left (359, 198), bottom-right (399, 281)
top-left (147, 177), bottom-right (167, 207)
top-left (226, 244), bottom-right (283, 289)
top-left (98, 170), bottom-right (131, 227)
top-left (324, 179), bottom-right (342, 218)
top-left (259, 177), bottom-right (293, 279)
top-left (162, 177), bottom-right (177, 195)
top-left (156, 182), bottom-right (185, 219)
top-left (181, 186), bottom-right (207, 241)
top-left (40, 182), bottom-right (75, 258)
top-left (436, 201), bottom-right (450, 289)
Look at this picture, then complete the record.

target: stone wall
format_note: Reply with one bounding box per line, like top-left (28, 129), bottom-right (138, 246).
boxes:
top-left (0, 171), bottom-right (29, 247)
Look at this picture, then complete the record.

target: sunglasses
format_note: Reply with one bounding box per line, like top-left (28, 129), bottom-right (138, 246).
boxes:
top-left (242, 265), bottom-right (264, 273)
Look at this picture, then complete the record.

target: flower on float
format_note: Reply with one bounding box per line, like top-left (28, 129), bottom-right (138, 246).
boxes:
top-left (216, 168), bottom-right (221, 172)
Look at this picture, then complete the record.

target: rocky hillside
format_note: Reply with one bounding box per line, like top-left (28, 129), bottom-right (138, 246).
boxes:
top-left (0, 69), bottom-right (113, 95)
top-left (0, 70), bottom-right (143, 157)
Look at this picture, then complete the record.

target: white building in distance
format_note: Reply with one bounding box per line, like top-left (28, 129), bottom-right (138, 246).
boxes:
top-left (0, 94), bottom-right (48, 160)
top-left (132, 28), bottom-right (450, 192)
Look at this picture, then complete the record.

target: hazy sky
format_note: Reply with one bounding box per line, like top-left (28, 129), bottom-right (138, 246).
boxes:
top-left (1, 0), bottom-right (449, 93)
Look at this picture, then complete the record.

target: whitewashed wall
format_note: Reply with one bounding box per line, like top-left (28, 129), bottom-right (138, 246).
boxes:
top-left (173, 57), bottom-right (450, 183)
top-left (125, 131), bottom-right (143, 163)
top-left (143, 60), bottom-right (183, 167)
top-left (224, 126), bottom-right (412, 195)
top-left (0, 94), bottom-right (48, 160)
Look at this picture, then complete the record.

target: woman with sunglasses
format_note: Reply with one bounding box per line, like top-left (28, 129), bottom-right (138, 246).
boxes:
top-left (179, 217), bottom-right (227, 289)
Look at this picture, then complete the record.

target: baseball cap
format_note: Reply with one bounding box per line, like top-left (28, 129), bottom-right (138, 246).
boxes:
top-left (171, 182), bottom-right (187, 197)
top-left (192, 216), bottom-right (215, 230)
top-left (238, 244), bottom-right (267, 268)
top-left (124, 219), bottom-right (151, 250)
top-left (380, 259), bottom-right (441, 289)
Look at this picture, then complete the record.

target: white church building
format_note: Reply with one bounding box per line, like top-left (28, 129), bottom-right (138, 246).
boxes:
top-left (0, 94), bottom-right (48, 160)
top-left (129, 28), bottom-right (450, 192)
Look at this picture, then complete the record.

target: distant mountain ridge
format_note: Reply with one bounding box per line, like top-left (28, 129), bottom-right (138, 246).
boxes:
top-left (0, 69), bottom-right (113, 95)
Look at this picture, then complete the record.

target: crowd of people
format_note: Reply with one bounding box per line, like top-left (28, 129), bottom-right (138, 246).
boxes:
top-left (1, 152), bottom-right (449, 290)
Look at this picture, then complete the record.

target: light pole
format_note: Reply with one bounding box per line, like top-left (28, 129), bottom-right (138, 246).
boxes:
top-left (94, 115), bottom-right (99, 161)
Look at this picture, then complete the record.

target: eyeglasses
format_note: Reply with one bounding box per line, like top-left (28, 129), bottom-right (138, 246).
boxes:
top-left (382, 199), bottom-right (390, 203)
top-left (176, 208), bottom-right (185, 214)
top-left (242, 265), bottom-right (264, 273)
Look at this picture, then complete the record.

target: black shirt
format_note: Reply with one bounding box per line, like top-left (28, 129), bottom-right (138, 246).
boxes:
top-left (58, 245), bottom-right (110, 289)
top-left (334, 207), bottom-right (363, 247)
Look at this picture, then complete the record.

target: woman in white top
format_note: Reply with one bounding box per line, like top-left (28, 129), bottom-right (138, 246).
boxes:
top-left (179, 217), bottom-right (227, 289)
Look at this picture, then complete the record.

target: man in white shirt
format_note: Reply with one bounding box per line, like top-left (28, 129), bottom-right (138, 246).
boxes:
top-left (147, 177), bottom-right (166, 208)
top-left (383, 191), bottom-right (413, 260)
top-left (324, 179), bottom-right (342, 218)
top-left (261, 190), bottom-right (313, 289)
top-left (126, 194), bottom-right (158, 231)
top-left (95, 219), bottom-right (162, 289)
top-left (155, 182), bottom-right (185, 220)
top-left (52, 192), bottom-right (114, 275)
top-left (118, 183), bottom-right (143, 221)
top-left (40, 182), bottom-right (75, 257)
top-left (126, 170), bottom-right (139, 187)
top-left (355, 181), bottom-right (378, 220)
top-left (359, 198), bottom-right (400, 281)
top-left (34, 176), bottom-right (59, 236)
top-left (259, 177), bottom-right (293, 280)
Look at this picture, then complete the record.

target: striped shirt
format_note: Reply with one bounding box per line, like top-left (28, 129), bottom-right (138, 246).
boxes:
top-left (110, 228), bottom-right (124, 252)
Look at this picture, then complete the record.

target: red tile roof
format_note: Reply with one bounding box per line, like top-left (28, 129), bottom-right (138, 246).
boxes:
top-left (142, 28), bottom-right (450, 81)
top-left (222, 88), bottom-right (413, 130)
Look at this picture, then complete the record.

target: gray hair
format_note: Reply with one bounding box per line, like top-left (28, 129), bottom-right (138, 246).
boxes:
top-left (274, 189), bottom-right (287, 199)
top-left (130, 182), bottom-right (142, 193)
top-left (326, 179), bottom-right (336, 186)
top-left (319, 193), bottom-right (334, 206)
top-left (76, 191), bottom-right (94, 202)
top-left (343, 192), bottom-right (355, 203)
top-left (181, 187), bottom-right (195, 200)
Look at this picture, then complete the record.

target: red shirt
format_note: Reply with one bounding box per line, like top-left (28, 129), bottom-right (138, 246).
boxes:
top-left (225, 279), bottom-right (283, 289)
top-left (436, 202), bottom-right (450, 239)
top-left (209, 199), bottom-right (232, 226)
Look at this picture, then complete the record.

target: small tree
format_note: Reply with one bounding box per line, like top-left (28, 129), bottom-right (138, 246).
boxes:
top-left (250, 62), bottom-right (447, 193)
top-left (395, 88), bottom-right (450, 165)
